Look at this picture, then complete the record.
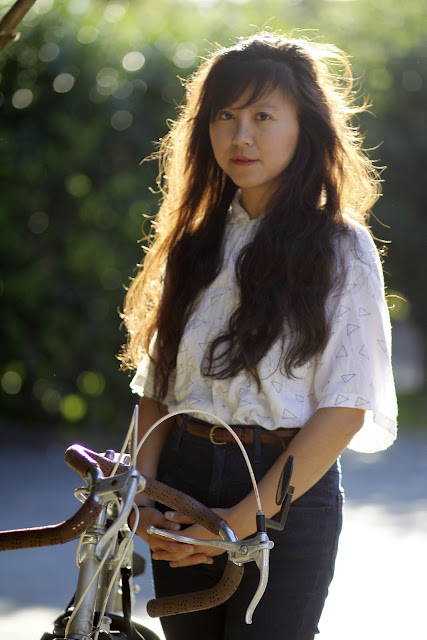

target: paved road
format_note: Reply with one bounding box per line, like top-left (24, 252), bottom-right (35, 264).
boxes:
top-left (0, 431), bottom-right (425, 639)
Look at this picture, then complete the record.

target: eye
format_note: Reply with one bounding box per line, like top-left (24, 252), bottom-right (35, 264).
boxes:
top-left (256, 112), bottom-right (271, 121)
top-left (218, 110), bottom-right (234, 120)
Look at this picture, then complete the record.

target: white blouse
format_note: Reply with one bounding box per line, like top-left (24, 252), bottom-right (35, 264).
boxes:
top-left (131, 196), bottom-right (397, 454)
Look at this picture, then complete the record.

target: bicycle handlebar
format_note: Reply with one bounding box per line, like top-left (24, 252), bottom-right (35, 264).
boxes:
top-left (0, 494), bottom-right (102, 551)
top-left (146, 560), bottom-right (244, 618)
top-left (65, 444), bottom-right (244, 617)
top-left (65, 444), bottom-right (245, 617)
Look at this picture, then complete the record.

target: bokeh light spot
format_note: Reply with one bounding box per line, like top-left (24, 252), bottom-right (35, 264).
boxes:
top-left (28, 211), bottom-right (49, 234)
top-left (33, 0), bottom-right (54, 14)
top-left (173, 43), bottom-right (197, 69)
top-left (39, 43), bottom-right (59, 62)
top-left (122, 51), bottom-right (145, 72)
top-left (53, 73), bottom-right (75, 93)
top-left (12, 89), bottom-right (33, 109)
top-left (112, 81), bottom-right (134, 99)
top-left (33, 379), bottom-right (61, 413)
top-left (96, 67), bottom-right (119, 89)
top-left (1, 371), bottom-right (22, 395)
top-left (104, 2), bottom-right (127, 23)
top-left (66, 173), bottom-right (92, 197)
top-left (77, 371), bottom-right (105, 396)
top-left (77, 25), bottom-right (99, 44)
top-left (68, 0), bottom-right (89, 15)
top-left (60, 394), bottom-right (87, 421)
top-left (111, 110), bottom-right (133, 130)
top-left (41, 388), bottom-right (62, 413)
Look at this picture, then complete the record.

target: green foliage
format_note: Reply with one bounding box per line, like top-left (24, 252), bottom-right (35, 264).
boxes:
top-left (0, 0), bottom-right (425, 434)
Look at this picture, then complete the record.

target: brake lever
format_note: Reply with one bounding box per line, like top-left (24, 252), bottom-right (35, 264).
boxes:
top-left (148, 509), bottom-right (274, 624)
top-left (147, 526), bottom-right (273, 563)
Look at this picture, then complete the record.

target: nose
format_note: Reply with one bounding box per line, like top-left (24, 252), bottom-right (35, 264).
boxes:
top-left (233, 117), bottom-right (253, 146)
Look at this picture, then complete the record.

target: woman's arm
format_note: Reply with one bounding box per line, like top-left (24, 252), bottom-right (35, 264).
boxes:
top-left (133, 395), bottom-right (174, 507)
top-left (131, 396), bottom-right (210, 563)
top-left (157, 406), bottom-right (364, 566)
top-left (228, 406), bottom-right (364, 537)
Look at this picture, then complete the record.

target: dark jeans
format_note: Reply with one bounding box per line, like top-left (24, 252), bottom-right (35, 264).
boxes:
top-left (152, 421), bottom-right (343, 640)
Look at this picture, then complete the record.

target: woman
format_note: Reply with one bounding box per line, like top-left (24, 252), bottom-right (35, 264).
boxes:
top-left (122, 32), bottom-right (397, 640)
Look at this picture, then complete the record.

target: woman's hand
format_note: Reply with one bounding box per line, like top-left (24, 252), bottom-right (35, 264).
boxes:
top-left (131, 506), bottom-right (220, 566)
top-left (148, 507), bottom-right (237, 568)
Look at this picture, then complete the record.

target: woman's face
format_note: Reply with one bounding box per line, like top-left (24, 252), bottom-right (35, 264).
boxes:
top-left (209, 86), bottom-right (300, 219)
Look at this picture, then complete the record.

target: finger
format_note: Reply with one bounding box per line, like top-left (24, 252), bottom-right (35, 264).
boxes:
top-left (138, 509), bottom-right (181, 531)
top-left (157, 520), bottom-right (181, 531)
top-left (164, 511), bottom-right (194, 525)
top-left (169, 554), bottom-right (214, 568)
top-left (152, 545), bottom-right (197, 561)
top-left (148, 513), bottom-right (181, 530)
top-left (151, 541), bottom-right (195, 556)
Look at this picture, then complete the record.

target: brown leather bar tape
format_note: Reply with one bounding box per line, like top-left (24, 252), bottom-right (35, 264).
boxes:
top-left (65, 445), bottom-right (129, 478)
top-left (0, 495), bottom-right (102, 551)
top-left (143, 476), bottom-right (227, 536)
top-left (147, 561), bottom-right (244, 617)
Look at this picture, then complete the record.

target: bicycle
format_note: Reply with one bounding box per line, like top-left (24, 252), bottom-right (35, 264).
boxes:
top-left (0, 406), bottom-right (294, 640)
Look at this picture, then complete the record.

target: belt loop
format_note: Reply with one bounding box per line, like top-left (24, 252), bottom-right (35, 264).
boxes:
top-left (174, 414), bottom-right (187, 452)
top-left (253, 426), bottom-right (261, 463)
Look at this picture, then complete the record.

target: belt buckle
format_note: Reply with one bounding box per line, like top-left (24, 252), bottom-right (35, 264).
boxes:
top-left (209, 425), bottom-right (226, 445)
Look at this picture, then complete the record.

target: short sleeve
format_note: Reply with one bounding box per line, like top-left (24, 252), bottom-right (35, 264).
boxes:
top-left (313, 224), bottom-right (397, 453)
top-left (129, 332), bottom-right (177, 406)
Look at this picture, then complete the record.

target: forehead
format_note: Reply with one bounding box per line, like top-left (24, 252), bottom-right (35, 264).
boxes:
top-left (226, 86), bottom-right (291, 111)
top-left (207, 58), bottom-right (294, 117)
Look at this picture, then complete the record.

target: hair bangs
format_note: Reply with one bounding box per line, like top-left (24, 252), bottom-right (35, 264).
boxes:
top-left (207, 59), bottom-right (295, 121)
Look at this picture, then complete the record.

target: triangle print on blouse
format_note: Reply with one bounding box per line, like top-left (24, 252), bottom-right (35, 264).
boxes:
top-left (337, 305), bottom-right (351, 317)
top-left (358, 307), bottom-right (371, 316)
top-left (341, 373), bottom-right (356, 383)
top-left (336, 345), bottom-right (348, 358)
top-left (359, 345), bottom-right (369, 359)
top-left (356, 397), bottom-right (369, 406)
top-left (377, 339), bottom-right (387, 353)
top-left (282, 408), bottom-right (298, 420)
top-left (347, 324), bottom-right (360, 336)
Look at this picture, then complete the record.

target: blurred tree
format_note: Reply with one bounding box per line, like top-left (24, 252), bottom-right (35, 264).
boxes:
top-left (0, 0), bottom-right (425, 436)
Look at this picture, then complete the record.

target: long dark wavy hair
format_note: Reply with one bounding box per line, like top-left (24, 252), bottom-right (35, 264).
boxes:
top-left (121, 32), bottom-right (381, 400)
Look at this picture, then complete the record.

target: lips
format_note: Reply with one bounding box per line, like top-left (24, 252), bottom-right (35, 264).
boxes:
top-left (232, 156), bottom-right (257, 166)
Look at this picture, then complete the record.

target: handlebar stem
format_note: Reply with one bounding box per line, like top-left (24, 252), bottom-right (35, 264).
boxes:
top-left (66, 506), bottom-right (108, 639)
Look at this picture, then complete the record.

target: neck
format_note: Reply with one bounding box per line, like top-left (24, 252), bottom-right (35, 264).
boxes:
top-left (239, 187), bottom-right (271, 219)
top-left (240, 193), bottom-right (264, 220)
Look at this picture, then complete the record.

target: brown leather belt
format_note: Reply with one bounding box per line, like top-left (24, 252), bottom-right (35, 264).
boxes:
top-left (179, 416), bottom-right (300, 448)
